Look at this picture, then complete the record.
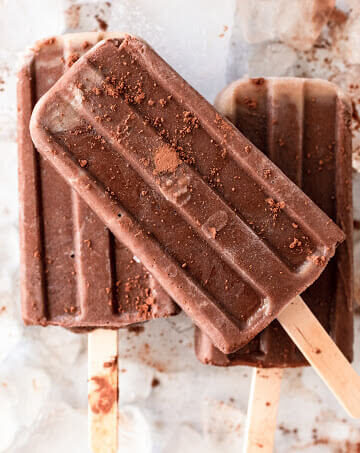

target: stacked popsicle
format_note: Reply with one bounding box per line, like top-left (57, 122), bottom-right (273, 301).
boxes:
top-left (18, 33), bottom-right (179, 329)
top-left (17, 33), bottom-right (179, 453)
top-left (18, 33), bottom-right (358, 453)
top-left (196, 77), bottom-right (354, 450)
top-left (196, 77), bottom-right (353, 368)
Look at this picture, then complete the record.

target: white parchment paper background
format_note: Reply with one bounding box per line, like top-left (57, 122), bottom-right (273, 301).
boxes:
top-left (0, 0), bottom-right (359, 451)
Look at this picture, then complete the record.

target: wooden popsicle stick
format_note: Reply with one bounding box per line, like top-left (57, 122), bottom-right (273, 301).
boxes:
top-left (88, 329), bottom-right (119, 453)
top-left (243, 368), bottom-right (283, 453)
top-left (278, 295), bottom-right (360, 418)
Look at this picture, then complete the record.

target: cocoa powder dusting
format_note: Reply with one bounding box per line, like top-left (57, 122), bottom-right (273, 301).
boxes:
top-left (89, 376), bottom-right (116, 414)
top-left (328, 7), bottom-right (348, 28)
top-left (289, 238), bottom-right (302, 249)
top-left (308, 255), bottom-right (326, 266)
top-left (153, 146), bottom-right (181, 175)
top-left (67, 53), bottom-right (80, 68)
top-left (151, 377), bottom-right (160, 388)
top-left (265, 198), bottom-right (286, 219)
top-left (127, 325), bottom-right (145, 335)
top-left (103, 356), bottom-right (118, 370)
top-left (252, 78), bottom-right (265, 86)
top-left (95, 15), bottom-right (108, 31)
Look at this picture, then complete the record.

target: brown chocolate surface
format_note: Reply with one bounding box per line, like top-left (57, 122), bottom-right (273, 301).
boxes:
top-left (195, 77), bottom-right (353, 367)
top-left (30, 36), bottom-right (345, 353)
top-left (18, 33), bottom-right (179, 328)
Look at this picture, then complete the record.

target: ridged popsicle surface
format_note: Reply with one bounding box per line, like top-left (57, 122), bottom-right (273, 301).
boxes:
top-left (18, 33), bottom-right (178, 328)
top-left (30, 38), bottom-right (345, 352)
top-left (195, 77), bottom-right (353, 366)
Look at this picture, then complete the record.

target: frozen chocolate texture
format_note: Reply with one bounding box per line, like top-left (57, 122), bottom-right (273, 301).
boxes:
top-left (30, 36), bottom-right (344, 353)
top-left (195, 78), bottom-right (353, 367)
top-left (18, 33), bottom-right (178, 328)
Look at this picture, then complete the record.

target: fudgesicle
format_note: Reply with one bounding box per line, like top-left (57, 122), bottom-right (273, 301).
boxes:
top-left (196, 78), bottom-right (353, 367)
top-left (17, 33), bottom-right (178, 329)
top-left (29, 36), bottom-right (345, 353)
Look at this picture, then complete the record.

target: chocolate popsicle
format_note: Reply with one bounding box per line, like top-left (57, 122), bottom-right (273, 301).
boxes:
top-left (29, 36), bottom-right (345, 353)
top-left (18, 33), bottom-right (178, 329)
top-left (195, 77), bottom-right (354, 367)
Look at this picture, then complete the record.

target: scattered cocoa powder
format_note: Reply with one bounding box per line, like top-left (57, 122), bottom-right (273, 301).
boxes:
top-left (95, 15), bottom-right (108, 31)
top-left (89, 376), bottom-right (117, 414)
top-left (151, 377), bottom-right (160, 388)
top-left (153, 146), bottom-right (180, 174)
top-left (289, 238), bottom-right (302, 249)
top-left (127, 325), bottom-right (145, 335)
